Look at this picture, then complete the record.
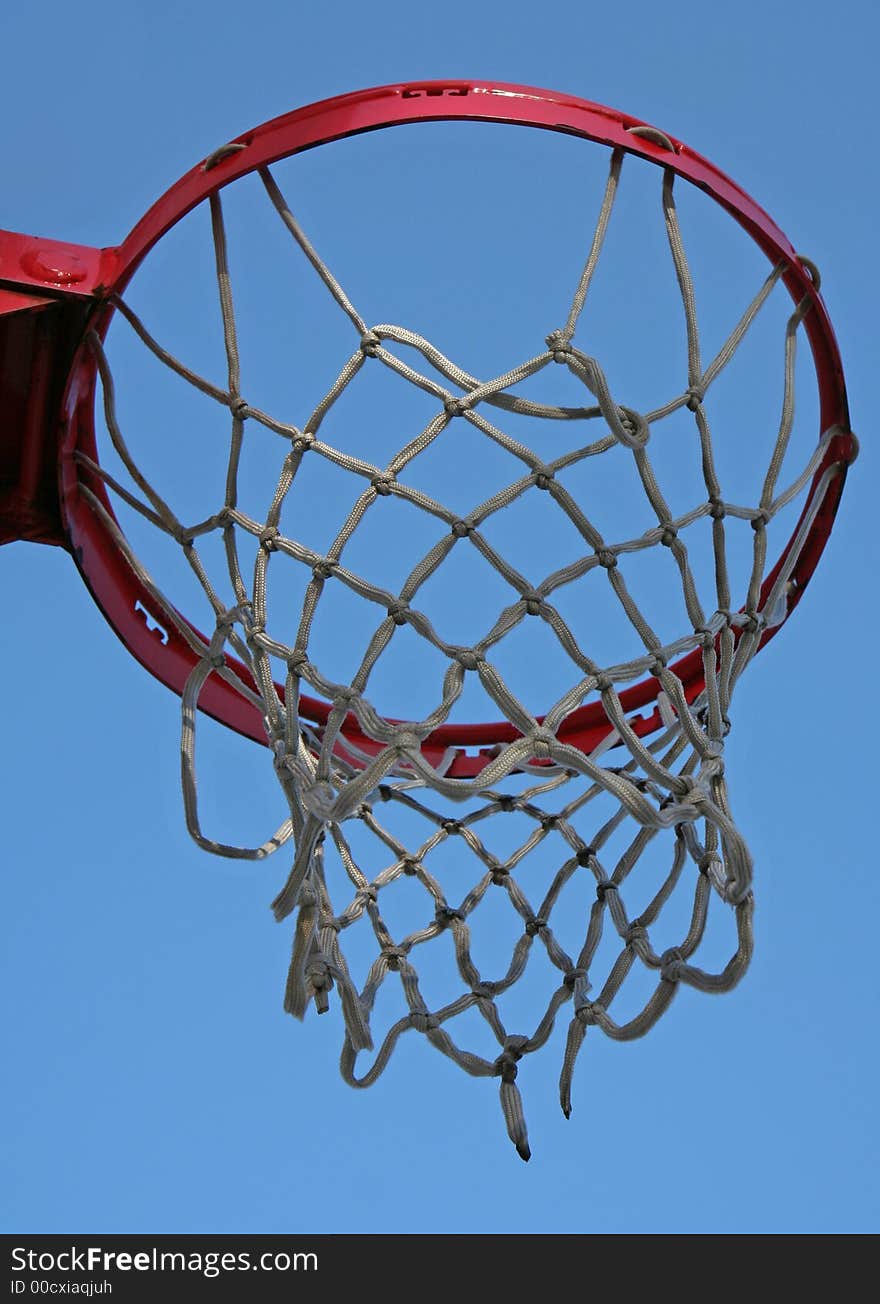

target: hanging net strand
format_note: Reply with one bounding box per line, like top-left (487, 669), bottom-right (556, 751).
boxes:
top-left (79, 137), bottom-right (848, 1160)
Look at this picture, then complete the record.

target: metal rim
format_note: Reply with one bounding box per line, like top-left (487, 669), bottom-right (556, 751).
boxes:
top-left (58, 80), bottom-right (856, 778)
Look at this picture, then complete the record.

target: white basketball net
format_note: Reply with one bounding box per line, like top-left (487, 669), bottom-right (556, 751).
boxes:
top-left (78, 130), bottom-right (845, 1159)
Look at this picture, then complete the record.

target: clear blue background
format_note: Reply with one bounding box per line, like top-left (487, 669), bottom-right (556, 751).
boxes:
top-left (2, 0), bottom-right (877, 1234)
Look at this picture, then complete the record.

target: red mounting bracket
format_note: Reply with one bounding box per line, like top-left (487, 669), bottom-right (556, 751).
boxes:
top-left (0, 234), bottom-right (106, 547)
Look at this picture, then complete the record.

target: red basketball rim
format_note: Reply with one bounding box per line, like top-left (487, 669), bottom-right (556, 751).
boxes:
top-left (54, 80), bottom-right (855, 778)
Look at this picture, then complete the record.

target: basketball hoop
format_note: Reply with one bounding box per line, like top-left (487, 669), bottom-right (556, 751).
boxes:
top-left (0, 81), bottom-right (857, 1159)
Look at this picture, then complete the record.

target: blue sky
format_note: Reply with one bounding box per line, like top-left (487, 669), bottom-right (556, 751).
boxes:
top-left (2, 0), bottom-right (878, 1235)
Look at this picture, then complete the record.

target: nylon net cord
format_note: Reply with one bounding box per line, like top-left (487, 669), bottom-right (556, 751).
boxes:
top-left (78, 137), bottom-right (842, 1160)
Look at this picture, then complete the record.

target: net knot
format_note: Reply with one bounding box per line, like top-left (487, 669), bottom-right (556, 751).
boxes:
top-left (525, 916), bottom-right (548, 938)
top-left (286, 649), bottom-right (308, 674)
top-left (305, 957), bottom-right (332, 992)
top-left (454, 647), bottom-right (482, 672)
top-left (442, 819), bottom-right (462, 836)
top-left (698, 851), bottom-right (721, 875)
top-left (575, 1002), bottom-right (601, 1027)
top-left (292, 432), bottom-right (314, 453)
top-left (444, 397), bottom-right (467, 418)
top-left (386, 599), bottom-right (409, 626)
top-left (312, 557), bottom-right (338, 581)
top-left (595, 879), bottom-right (617, 900)
top-left (391, 729), bottom-right (421, 755)
top-left (530, 728), bottom-right (555, 759)
top-left (230, 396), bottom-right (250, 420)
top-left (522, 589), bottom-right (544, 615)
top-left (742, 609), bottom-right (766, 635)
top-left (496, 1036), bottom-right (529, 1082)
top-left (371, 473), bottom-right (395, 497)
top-left (625, 920), bottom-right (648, 946)
top-left (686, 385), bottom-right (705, 412)
top-left (576, 845), bottom-right (596, 866)
top-left (237, 602), bottom-right (263, 639)
top-left (359, 330), bottom-right (381, 356)
top-left (259, 526), bottom-right (280, 552)
top-left (596, 548), bottom-right (618, 570)
top-left (171, 523), bottom-right (194, 548)
top-left (660, 527), bottom-right (678, 547)
top-left (695, 627), bottom-right (716, 651)
top-left (472, 981), bottom-right (497, 1000)
top-left (490, 865), bottom-right (510, 886)
top-left (451, 517), bottom-right (474, 539)
top-left (751, 508), bottom-right (771, 530)
top-left (435, 904), bottom-right (464, 928)
top-left (410, 1011), bottom-right (439, 1033)
top-left (540, 814), bottom-right (559, 832)
top-left (708, 497), bottom-right (726, 521)
top-left (207, 649), bottom-right (227, 671)
top-left (401, 856), bottom-right (420, 877)
top-left (534, 466), bottom-right (555, 490)
top-left (650, 652), bottom-right (667, 677)
top-left (496, 795), bottom-right (517, 813)
top-left (661, 948), bottom-right (685, 983)
top-left (545, 329), bottom-right (572, 363)
top-left (301, 781), bottom-right (336, 820)
top-left (593, 673), bottom-right (612, 693)
top-left (564, 967), bottom-right (588, 990)
top-left (617, 406), bottom-right (650, 448)
top-left (357, 885), bottom-right (378, 907)
top-left (382, 945), bottom-right (407, 971)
